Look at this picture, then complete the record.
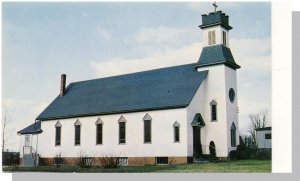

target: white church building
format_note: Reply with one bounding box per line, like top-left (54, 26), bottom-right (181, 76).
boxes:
top-left (18, 8), bottom-right (241, 166)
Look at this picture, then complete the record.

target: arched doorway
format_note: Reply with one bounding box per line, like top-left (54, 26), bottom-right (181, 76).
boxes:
top-left (209, 141), bottom-right (216, 158)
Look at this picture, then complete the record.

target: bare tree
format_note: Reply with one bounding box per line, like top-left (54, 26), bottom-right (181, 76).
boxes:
top-left (248, 110), bottom-right (269, 148)
top-left (2, 113), bottom-right (8, 152)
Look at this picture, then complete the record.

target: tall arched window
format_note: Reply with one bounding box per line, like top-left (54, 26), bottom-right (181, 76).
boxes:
top-left (74, 119), bottom-right (81, 146)
top-left (143, 113), bottom-right (152, 143)
top-left (95, 117), bottom-right (103, 145)
top-left (55, 121), bottom-right (62, 146)
top-left (173, 121), bottom-right (180, 142)
top-left (231, 122), bottom-right (237, 147)
top-left (210, 100), bottom-right (217, 121)
top-left (118, 116), bottom-right (126, 144)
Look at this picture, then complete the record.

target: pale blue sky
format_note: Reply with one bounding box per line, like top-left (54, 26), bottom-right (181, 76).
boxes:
top-left (2, 2), bottom-right (271, 151)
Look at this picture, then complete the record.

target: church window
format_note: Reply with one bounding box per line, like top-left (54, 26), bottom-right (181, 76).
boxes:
top-left (223, 31), bottom-right (227, 46)
top-left (74, 119), bottom-right (81, 146)
top-left (55, 121), bottom-right (62, 146)
top-left (210, 100), bottom-right (217, 121)
top-left (173, 121), bottom-right (180, 142)
top-left (231, 122), bottom-right (237, 147)
top-left (95, 118), bottom-right (103, 145)
top-left (208, 30), bottom-right (216, 45)
top-left (118, 116), bottom-right (126, 144)
top-left (143, 113), bottom-right (152, 143)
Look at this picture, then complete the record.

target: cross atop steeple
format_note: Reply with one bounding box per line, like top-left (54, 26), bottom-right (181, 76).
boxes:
top-left (213, 2), bottom-right (218, 12)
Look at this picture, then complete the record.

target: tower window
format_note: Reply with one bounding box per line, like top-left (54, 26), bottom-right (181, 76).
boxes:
top-left (231, 122), bottom-right (237, 147)
top-left (208, 30), bottom-right (216, 45)
top-left (223, 31), bottom-right (227, 46)
top-left (210, 100), bottom-right (217, 121)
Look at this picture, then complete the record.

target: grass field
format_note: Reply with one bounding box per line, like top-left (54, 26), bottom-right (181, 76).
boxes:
top-left (3, 160), bottom-right (271, 173)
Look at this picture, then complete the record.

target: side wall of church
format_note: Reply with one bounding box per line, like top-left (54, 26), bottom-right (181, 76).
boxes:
top-left (38, 108), bottom-right (188, 159)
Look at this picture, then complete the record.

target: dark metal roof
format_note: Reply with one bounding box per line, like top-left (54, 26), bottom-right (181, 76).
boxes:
top-left (17, 121), bottom-right (42, 135)
top-left (255, 127), bottom-right (272, 131)
top-left (199, 11), bottom-right (232, 30)
top-left (36, 64), bottom-right (208, 121)
top-left (191, 113), bottom-right (205, 127)
top-left (196, 44), bottom-right (241, 69)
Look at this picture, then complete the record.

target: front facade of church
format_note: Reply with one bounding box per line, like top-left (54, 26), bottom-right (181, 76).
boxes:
top-left (18, 9), bottom-right (241, 166)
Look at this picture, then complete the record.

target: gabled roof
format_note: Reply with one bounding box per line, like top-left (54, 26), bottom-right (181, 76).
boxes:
top-left (17, 121), bottom-right (42, 135)
top-left (37, 64), bottom-right (208, 121)
top-left (195, 44), bottom-right (241, 69)
top-left (191, 113), bottom-right (205, 127)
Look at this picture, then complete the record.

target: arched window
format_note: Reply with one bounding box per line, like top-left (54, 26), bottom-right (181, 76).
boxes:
top-left (173, 121), bottom-right (180, 142)
top-left (118, 116), bottom-right (126, 144)
top-left (55, 121), bottom-right (62, 146)
top-left (74, 119), bottom-right (81, 146)
top-left (95, 117), bottom-right (103, 145)
top-left (231, 122), bottom-right (237, 147)
top-left (210, 100), bottom-right (217, 121)
top-left (143, 113), bottom-right (152, 143)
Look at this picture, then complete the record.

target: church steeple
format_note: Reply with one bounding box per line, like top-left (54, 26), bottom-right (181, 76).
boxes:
top-left (196, 3), bottom-right (240, 70)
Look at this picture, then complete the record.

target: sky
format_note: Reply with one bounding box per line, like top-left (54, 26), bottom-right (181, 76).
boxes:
top-left (2, 2), bottom-right (271, 151)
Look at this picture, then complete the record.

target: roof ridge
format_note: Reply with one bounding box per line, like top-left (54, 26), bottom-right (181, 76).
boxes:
top-left (70, 63), bottom-right (197, 85)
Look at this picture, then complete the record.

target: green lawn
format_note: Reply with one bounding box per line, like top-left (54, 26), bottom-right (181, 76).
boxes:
top-left (3, 160), bottom-right (271, 173)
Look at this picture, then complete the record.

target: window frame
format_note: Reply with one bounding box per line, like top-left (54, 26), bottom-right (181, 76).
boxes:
top-left (210, 100), bottom-right (218, 122)
top-left (143, 119), bottom-right (152, 143)
top-left (55, 121), bottom-right (62, 146)
top-left (74, 120), bottom-right (81, 146)
top-left (265, 133), bottom-right (271, 140)
top-left (173, 121), bottom-right (180, 143)
top-left (156, 157), bottom-right (168, 165)
top-left (96, 124), bottom-right (103, 145)
top-left (55, 126), bottom-right (61, 146)
top-left (118, 157), bottom-right (128, 166)
top-left (95, 118), bottom-right (103, 145)
top-left (222, 31), bottom-right (227, 46)
top-left (118, 116), bottom-right (126, 144)
top-left (208, 30), bottom-right (216, 45)
top-left (231, 123), bottom-right (237, 147)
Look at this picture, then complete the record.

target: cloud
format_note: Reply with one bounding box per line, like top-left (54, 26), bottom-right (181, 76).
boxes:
top-left (90, 42), bottom-right (202, 78)
top-left (32, 102), bottom-right (48, 116)
top-left (90, 37), bottom-right (271, 136)
top-left (186, 2), bottom-right (239, 14)
top-left (96, 26), bottom-right (111, 41)
top-left (132, 25), bottom-right (198, 46)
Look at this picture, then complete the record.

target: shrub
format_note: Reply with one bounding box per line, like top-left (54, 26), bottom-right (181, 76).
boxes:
top-left (229, 150), bottom-right (237, 160)
top-left (97, 155), bottom-right (120, 168)
top-left (257, 149), bottom-right (271, 160)
top-left (2, 152), bottom-right (20, 166)
top-left (53, 153), bottom-right (63, 168)
top-left (79, 156), bottom-right (94, 168)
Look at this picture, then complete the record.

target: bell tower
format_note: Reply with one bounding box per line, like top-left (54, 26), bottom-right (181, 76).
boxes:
top-left (196, 3), bottom-right (240, 69)
top-left (195, 3), bottom-right (241, 159)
